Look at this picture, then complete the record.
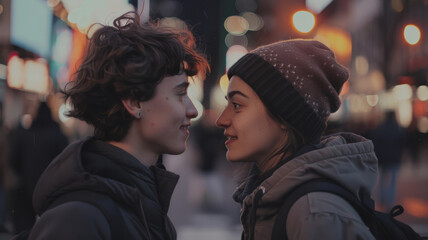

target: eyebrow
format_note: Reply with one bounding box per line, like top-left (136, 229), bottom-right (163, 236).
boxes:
top-left (226, 90), bottom-right (249, 100)
top-left (174, 82), bottom-right (189, 90)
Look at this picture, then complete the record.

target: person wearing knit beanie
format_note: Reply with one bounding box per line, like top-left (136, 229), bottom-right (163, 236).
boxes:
top-left (216, 39), bottom-right (378, 240)
top-left (228, 39), bottom-right (349, 144)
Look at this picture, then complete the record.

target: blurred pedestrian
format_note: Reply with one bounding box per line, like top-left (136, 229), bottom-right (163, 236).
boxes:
top-left (216, 40), bottom-right (377, 239)
top-left (8, 101), bottom-right (68, 233)
top-left (406, 118), bottom-right (424, 167)
top-left (26, 12), bottom-right (208, 240)
top-left (369, 111), bottom-right (405, 210)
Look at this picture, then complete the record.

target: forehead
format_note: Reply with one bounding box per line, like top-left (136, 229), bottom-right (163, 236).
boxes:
top-left (228, 75), bottom-right (256, 96)
top-left (158, 73), bottom-right (188, 88)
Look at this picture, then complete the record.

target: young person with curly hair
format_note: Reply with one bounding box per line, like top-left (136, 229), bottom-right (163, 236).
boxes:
top-left (27, 12), bottom-right (209, 240)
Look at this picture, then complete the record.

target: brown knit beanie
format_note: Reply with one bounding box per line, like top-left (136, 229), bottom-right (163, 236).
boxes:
top-left (227, 39), bottom-right (349, 144)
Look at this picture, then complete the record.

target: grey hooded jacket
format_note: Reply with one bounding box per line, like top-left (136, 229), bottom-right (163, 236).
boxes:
top-left (29, 137), bottom-right (179, 240)
top-left (236, 133), bottom-right (378, 240)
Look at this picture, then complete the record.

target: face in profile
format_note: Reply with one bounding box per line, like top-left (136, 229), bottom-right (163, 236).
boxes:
top-left (137, 73), bottom-right (198, 155)
top-left (216, 76), bottom-right (286, 164)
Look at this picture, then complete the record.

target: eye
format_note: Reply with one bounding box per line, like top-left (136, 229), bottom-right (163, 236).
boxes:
top-left (177, 91), bottom-right (187, 102)
top-left (233, 103), bottom-right (241, 110)
top-left (178, 91), bottom-right (187, 96)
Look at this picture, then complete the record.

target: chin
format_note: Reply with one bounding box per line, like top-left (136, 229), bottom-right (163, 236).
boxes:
top-left (226, 151), bottom-right (247, 163)
top-left (166, 143), bottom-right (186, 155)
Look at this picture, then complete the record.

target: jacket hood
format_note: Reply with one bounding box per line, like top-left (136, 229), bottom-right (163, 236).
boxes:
top-left (33, 137), bottom-right (179, 215)
top-left (239, 132), bottom-right (378, 214)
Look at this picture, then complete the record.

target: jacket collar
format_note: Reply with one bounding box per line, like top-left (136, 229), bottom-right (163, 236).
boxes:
top-left (238, 132), bottom-right (378, 214)
top-left (233, 143), bottom-right (321, 204)
top-left (33, 137), bottom-right (180, 215)
top-left (85, 138), bottom-right (179, 213)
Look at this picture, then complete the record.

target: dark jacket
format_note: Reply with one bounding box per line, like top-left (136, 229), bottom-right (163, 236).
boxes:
top-left (29, 137), bottom-right (179, 240)
top-left (234, 133), bottom-right (378, 240)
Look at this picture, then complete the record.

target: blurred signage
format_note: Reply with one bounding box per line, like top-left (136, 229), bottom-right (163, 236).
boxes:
top-left (10, 0), bottom-right (53, 58)
top-left (7, 53), bottom-right (50, 94)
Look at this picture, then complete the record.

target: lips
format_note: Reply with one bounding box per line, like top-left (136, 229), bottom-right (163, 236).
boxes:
top-left (224, 134), bottom-right (237, 146)
top-left (180, 124), bottom-right (191, 136)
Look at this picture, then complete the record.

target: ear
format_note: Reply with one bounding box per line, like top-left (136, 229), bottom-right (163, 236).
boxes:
top-left (280, 124), bottom-right (287, 131)
top-left (121, 99), bottom-right (143, 119)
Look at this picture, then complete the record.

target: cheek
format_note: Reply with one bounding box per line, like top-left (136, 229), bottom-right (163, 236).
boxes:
top-left (148, 98), bottom-right (183, 122)
top-left (240, 115), bottom-right (281, 148)
top-left (239, 115), bottom-right (269, 137)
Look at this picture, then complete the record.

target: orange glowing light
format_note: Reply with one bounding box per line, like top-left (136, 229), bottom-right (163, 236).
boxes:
top-left (403, 198), bottom-right (428, 218)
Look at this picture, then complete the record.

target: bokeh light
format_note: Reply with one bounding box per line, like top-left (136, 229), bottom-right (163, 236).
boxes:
top-left (393, 84), bottom-right (413, 101)
top-left (366, 95), bottom-right (379, 107)
top-left (314, 25), bottom-right (352, 63)
top-left (7, 55), bottom-right (25, 89)
top-left (378, 91), bottom-right (396, 111)
top-left (187, 78), bottom-right (203, 102)
top-left (226, 45), bottom-right (248, 70)
top-left (23, 59), bottom-right (50, 94)
top-left (306, 0), bottom-right (333, 14)
top-left (191, 100), bottom-right (204, 122)
top-left (224, 16), bottom-right (249, 36)
top-left (219, 74), bottom-right (229, 94)
top-left (210, 86), bottom-right (228, 114)
top-left (225, 34), bottom-right (248, 48)
top-left (242, 12), bottom-right (264, 31)
top-left (355, 55), bottom-right (369, 76)
top-left (404, 24), bottom-right (421, 45)
top-left (65, 0), bottom-right (134, 35)
top-left (58, 102), bottom-right (72, 123)
top-left (391, 0), bottom-right (404, 12)
top-left (396, 100), bottom-right (412, 127)
top-left (418, 117), bottom-right (428, 133)
top-left (292, 10), bottom-right (316, 33)
top-left (416, 85), bottom-right (428, 101)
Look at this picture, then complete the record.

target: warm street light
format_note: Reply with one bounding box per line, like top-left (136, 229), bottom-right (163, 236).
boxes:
top-left (292, 10), bottom-right (316, 33)
top-left (404, 24), bottom-right (421, 45)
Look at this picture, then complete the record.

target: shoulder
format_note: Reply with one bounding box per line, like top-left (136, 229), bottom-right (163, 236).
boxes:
top-left (285, 192), bottom-right (375, 240)
top-left (29, 201), bottom-right (110, 240)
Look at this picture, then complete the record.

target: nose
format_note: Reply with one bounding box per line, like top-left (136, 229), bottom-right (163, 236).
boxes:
top-left (186, 97), bottom-right (198, 119)
top-left (215, 108), bottom-right (230, 129)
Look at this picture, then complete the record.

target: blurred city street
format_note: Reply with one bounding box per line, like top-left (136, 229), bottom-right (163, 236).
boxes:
top-left (0, 0), bottom-right (428, 239)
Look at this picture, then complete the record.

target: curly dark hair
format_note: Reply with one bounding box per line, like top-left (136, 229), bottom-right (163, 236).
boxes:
top-left (63, 12), bottom-right (209, 141)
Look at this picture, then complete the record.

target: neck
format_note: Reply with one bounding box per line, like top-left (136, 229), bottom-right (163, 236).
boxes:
top-left (108, 123), bottom-right (159, 167)
top-left (257, 151), bottom-right (292, 174)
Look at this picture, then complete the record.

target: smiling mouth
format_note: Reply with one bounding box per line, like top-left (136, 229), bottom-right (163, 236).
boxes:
top-left (225, 136), bottom-right (237, 146)
top-left (180, 125), bottom-right (190, 136)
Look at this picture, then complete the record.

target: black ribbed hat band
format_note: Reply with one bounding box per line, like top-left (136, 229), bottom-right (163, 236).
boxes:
top-left (228, 53), bottom-right (325, 143)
